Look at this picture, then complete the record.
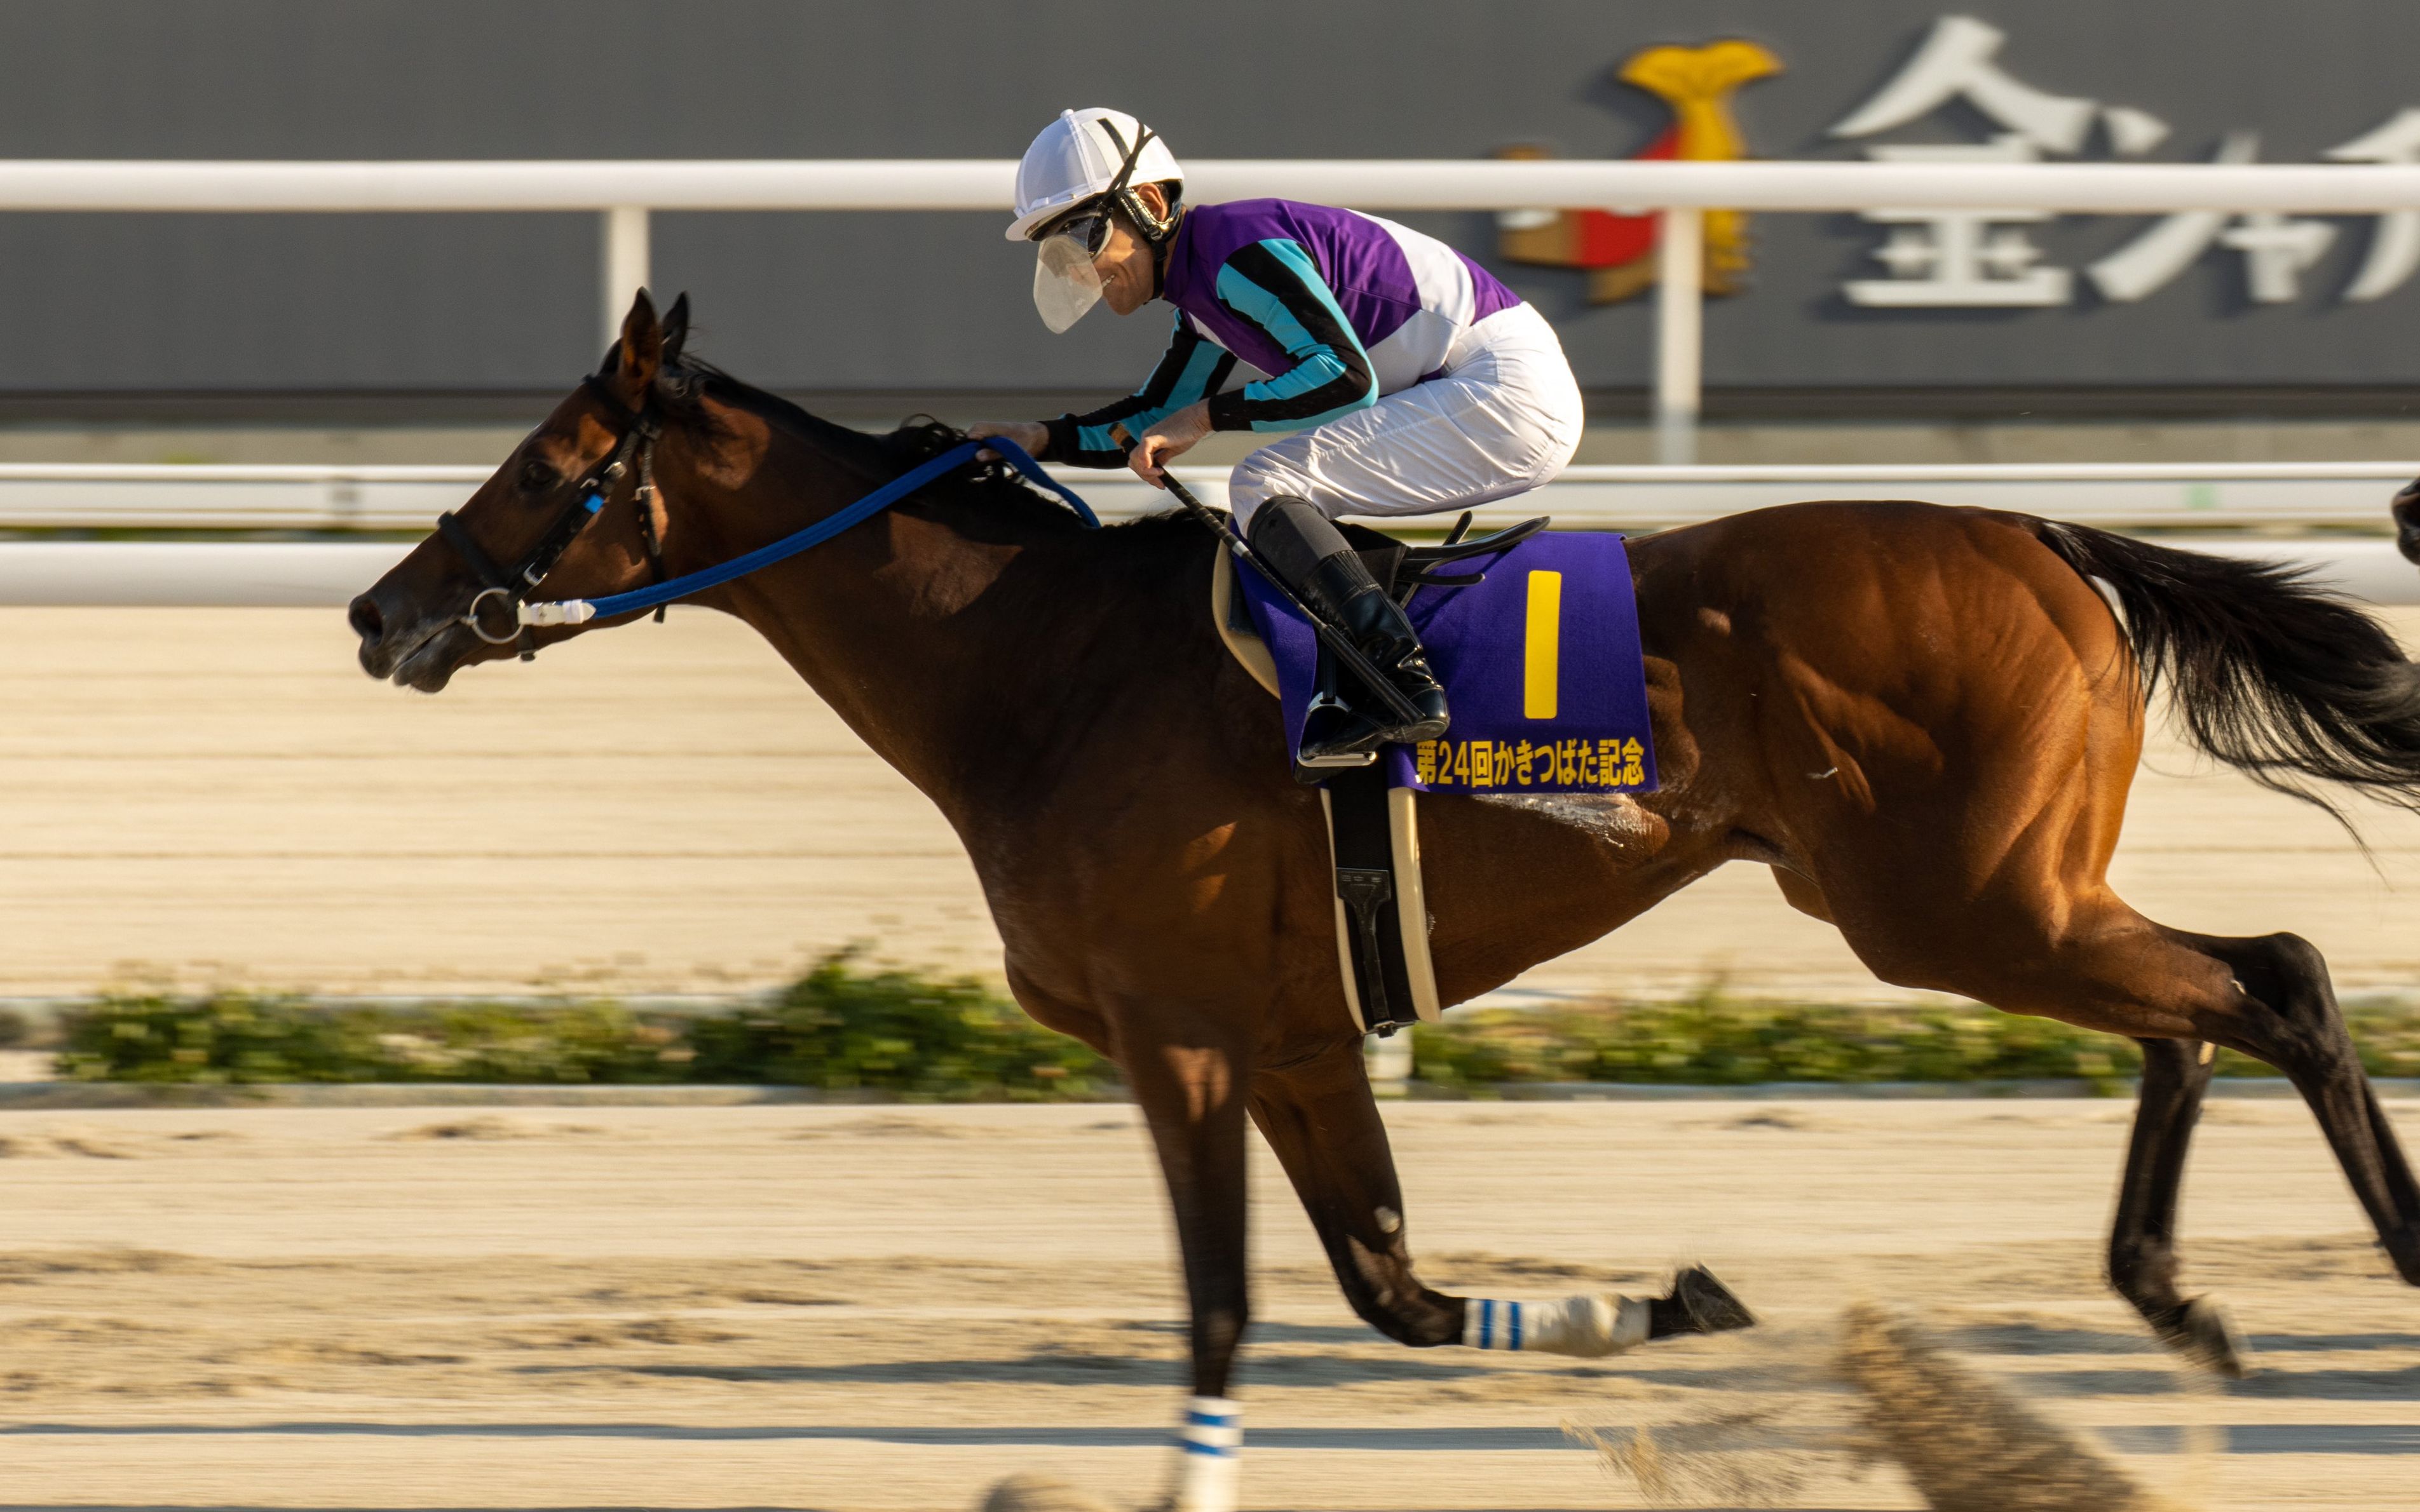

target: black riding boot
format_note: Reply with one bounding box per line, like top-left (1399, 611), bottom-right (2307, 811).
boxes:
top-left (1248, 498), bottom-right (1450, 761)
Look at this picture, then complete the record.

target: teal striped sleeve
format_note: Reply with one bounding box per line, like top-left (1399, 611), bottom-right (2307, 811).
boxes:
top-left (1045, 313), bottom-right (1237, 468)
top-left (1204, 239), bottom-right (1378, 434)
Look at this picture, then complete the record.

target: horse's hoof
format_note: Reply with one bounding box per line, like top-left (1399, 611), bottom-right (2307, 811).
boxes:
top-left (2384, 1222), bottom-right (2420, 1286)
top-left (2169, 1295), bottom-right (2252, 1380)
top-left (1672, 1265), bottom-right (1757, 1334)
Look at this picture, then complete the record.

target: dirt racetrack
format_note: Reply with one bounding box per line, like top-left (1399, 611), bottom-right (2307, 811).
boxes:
top-left (0, 1097), bottom-right (2414, 1510)
top-left (4, 604), bottom-right (2420, 1001)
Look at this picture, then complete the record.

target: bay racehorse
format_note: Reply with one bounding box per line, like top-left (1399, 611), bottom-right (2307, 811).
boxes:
top-left (353, 294), bottom-right (2420, 1504)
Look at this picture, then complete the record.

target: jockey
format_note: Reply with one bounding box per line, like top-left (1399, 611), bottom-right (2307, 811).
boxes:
top-left (970, 109), bottom-right (1586, 762)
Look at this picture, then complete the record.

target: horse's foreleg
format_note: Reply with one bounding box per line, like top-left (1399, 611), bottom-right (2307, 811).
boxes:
top-left (1249, 1039), bottom-right (1461, 1346)
top-left (1250, 1038), bottom-right (1754, 1357)
top-left (1126, 1024), bottom-right (1254, 1512)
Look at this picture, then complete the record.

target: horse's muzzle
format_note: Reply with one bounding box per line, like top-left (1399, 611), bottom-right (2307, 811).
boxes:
top-left (348, 593), bottom-right (384, 651)
top-left (2395, 479), bottom-right (2420, 567)
top-left (348, 590), bottom-right (402, 676)
top-left (349, 585), bottom-right (466, 688)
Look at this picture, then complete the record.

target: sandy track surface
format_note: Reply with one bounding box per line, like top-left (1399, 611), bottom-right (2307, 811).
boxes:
top-left (5, 605), bottom-right (2420, 1001)
top-left (0, 1100), bottom-right (2412, 1509)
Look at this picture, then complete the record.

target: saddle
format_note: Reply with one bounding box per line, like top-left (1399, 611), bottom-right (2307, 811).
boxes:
top-left (1213, 512), bottom-right (1549, 701)
top-left (1213, 513), bottom-right (1548, 1037)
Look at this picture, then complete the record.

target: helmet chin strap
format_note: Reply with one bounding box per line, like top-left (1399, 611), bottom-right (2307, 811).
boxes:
top-left (1095, 119), bottom-right (1176, 247)
top-left (1148, 218), bottom-right (1179, 299)
top-left (1091, 118), bottom-right (1179, 301)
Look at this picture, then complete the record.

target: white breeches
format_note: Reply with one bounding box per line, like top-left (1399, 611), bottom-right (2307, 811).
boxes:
top-left (1227, 301), bottom-right (1585, 530)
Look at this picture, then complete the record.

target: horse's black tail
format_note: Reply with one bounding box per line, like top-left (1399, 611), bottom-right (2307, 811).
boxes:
top-left (2032, 518), bottom-right (2420, 825)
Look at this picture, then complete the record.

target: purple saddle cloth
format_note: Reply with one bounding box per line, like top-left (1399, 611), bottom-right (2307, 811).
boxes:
top-left (1237, 530), bottom-right (1659, 795)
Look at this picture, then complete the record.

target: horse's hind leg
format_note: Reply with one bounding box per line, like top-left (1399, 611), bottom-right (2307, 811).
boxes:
top-left (2110, 1034), bottom-right (2247, 1374)
top-left (1833, 891), bottom-right (2419, 1367)
top-left (1248, 1037), bottom-right (1755, 1353)
top-left (1810, 837), bottom-right (2410, 1364)
top-left (2184, 928), bottom-right (2420, 1286)
top-left (1832, 898), bottom-right (2264, 1368)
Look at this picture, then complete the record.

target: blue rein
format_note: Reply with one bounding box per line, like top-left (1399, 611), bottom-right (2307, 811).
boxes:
top-left (517, 436), bottom-right (1098, 628)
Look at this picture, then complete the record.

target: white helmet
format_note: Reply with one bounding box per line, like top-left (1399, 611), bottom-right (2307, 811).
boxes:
top-left (1005, 107), bottom-right (1183, 243)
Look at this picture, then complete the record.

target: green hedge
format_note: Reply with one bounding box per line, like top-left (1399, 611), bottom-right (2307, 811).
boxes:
top-left (1410, 986), bottom-right (2420, 1093)
top-left (57, 951), bottom-right (1113, 1100)
top-left (50, 964), bottom-right (2420, 1095)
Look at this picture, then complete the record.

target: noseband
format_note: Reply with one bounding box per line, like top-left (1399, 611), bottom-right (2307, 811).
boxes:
top-left (436, 375), bottom-right (670, 662)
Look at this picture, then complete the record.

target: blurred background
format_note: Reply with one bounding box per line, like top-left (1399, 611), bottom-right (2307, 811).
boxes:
top-left (3, 0), bottom-right (2415, 1013)
top-left (0, 0), bottom-right (2414, 461)
top-left (0, 7), bottom-right (2415, 1511)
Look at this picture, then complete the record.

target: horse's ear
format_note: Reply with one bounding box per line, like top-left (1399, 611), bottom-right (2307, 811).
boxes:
top-left (661, 292), bottom-right (691, 369)
top-left (612, 290), bottom-right (662, 407)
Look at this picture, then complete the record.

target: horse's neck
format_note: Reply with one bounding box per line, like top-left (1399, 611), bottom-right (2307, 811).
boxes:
top-left (688, 442), bottom-right (1150, 828)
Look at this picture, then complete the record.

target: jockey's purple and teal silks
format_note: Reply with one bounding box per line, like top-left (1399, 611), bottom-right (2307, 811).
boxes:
top-left (1236, 530), bottom-right (1659, 795)
top-left (1044, 198), bottom-right (1522, 464)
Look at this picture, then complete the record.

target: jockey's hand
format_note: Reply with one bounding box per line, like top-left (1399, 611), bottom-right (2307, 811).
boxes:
top-left (1130, 402), bottom-right (1212, 489)
top-left (966, 420), bottom-right (1049, 462)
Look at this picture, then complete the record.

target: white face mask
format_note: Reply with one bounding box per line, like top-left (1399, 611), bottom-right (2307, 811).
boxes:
top-left (1031, 210), bottom-right (1113, 334)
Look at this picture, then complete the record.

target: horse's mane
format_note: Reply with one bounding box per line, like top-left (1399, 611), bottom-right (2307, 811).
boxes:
top-left (649, 352), bottom-right (1202, 551)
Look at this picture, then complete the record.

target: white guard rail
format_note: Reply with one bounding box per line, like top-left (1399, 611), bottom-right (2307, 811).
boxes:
top-left (4, 158), bottom-right (2416, 212)
top-left (7, 534), bottom-right (2413, 611)
top-left (6, 158), bottom-right (2420, 466)
top-left (3, 462), bottom-right (2416, 609)
top-left (0, 461), bottom-right (2407, 534)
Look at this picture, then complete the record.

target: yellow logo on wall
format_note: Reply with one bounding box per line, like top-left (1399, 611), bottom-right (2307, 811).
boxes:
top-left (1497, 39), bottom-right (1783, 304)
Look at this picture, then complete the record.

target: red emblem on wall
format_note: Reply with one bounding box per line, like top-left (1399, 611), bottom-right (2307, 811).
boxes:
top-left (1497, 39), bottom-right (1784, 304)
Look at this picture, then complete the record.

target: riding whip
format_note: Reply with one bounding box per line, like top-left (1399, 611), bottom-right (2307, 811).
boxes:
top-left (1108, 424), bottom-right (1428, 730)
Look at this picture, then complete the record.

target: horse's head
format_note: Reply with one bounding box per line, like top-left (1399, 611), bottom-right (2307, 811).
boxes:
top-left (350, 290), bottom-right (695, 691)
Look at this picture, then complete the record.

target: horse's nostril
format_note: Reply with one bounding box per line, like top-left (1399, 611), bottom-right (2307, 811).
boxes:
top-left (348, 594), bottom-right (384, 644)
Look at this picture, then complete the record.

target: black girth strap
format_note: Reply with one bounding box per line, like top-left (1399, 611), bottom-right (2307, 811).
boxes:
top-left (1328, 763), bottom-right (1419, 1035)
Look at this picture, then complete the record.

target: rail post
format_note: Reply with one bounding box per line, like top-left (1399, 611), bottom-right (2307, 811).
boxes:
top-left (1655, 206), bottom-right (1704, 466)
top-left (602, 205), bottom-right (651, 348)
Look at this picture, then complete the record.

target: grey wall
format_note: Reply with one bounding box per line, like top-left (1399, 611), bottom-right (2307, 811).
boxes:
top-left (0, 0), bottom-right (2414, 405)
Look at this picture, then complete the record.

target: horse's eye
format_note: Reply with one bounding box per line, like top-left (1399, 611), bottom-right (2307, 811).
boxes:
top-left (519, 457), bottom-right (557, 492)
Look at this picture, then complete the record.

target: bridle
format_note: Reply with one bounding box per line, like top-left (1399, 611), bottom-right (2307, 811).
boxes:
top-left (426, 367), bottom-right (1101, 645)
top-left (436, 374), bottom-right (670, 661)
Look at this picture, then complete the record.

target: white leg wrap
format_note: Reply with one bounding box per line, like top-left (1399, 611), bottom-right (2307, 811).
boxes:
top-left (1169, 1395), bottom-right (1241, 1512)
top-left (1463, 1293), bottom-right (1651, 1356)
